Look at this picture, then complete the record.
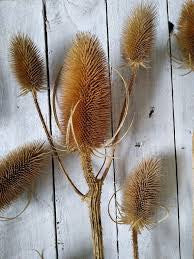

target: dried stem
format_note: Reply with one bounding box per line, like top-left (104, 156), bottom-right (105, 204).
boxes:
top-left (52, 68), bottom-right (63, 132)
top-left (117, 70), bottom-right (137, 127)
top-left (0, 191), bottom-right (32, 221)
top-left (31, 90), bottom-right (84, 198)
top-left (85, 70), bottom-right (137, 257)
top-left (80, 150), bottom-right (96, 188)
top-left (101, 70), bottom-right (137, 182)
top-left (88, 181), bottom-right (104, 259)
top-left (132, 228), bottom-right (139, 259)
top-left (81, 149), bottom-right (104, 259)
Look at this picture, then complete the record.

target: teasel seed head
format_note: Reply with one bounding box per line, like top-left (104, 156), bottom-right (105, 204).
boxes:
top-left (60, 32), bottom-right (111, 152)
top-left (10, 34), bottom-right (45, 95)
top-left (122, 3), bottom-right (156, 70)
top-left (177, 0), bottom-right (194, 71)
top-left (120, 158), bottom-right (161, 232)
top-left (0, 141), bottom-right (49, 210)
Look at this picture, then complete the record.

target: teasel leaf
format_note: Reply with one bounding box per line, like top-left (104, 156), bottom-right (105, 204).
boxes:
top-left (0, 141), bottom-right (49, 210)
top-left (121, 158), bottom-right (161, 232)
top-left (122, 3), bottom-right (157, 71)
top-left (59, 32), bottom-right (111, 151)
top-left (10, 34), bottom-right (45, 95)
top-left (176, 0), bottom-right (194, 71)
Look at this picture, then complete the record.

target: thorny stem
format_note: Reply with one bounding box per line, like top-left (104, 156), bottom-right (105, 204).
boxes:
top-left (101, 70), bottom-right (137, 182)
top-left (79, 70), bottom-right (137, 258)
top-left (81, 150), bottom-right (104, 259)
top-left (132, 228), bottom-right (139, 259)
top-left (32, 90), bottom-right (85, 198)
top-left (80, 149), bottom-right (96, 189)
top-left (88, 181), bottom-right (104, 259)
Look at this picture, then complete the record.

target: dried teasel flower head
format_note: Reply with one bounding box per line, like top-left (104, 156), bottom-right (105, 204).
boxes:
top-left (177, 0), bottom-right (194, 71)
top-left (0, 141), bottom-right (49, 210)
top-left (122, 3), bottom-right (157, 71)
top-left (10, 34), bottom-right (45, 95)
top-left (120, 158), bottom-right (161, 232)
top-left (60, 32), bottom-right (111, 152)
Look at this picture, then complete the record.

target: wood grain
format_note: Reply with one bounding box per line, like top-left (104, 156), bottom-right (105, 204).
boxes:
top-left (168, 0), bottom-right (194, 258)
top-left (0, 0), bottom-right (56, 258)
top-left (0, 0), bottom-right (193, 258)
top-left (192, 133), bottom-right (194, 255)
top-left (107, 0), bottom-right (180, 258)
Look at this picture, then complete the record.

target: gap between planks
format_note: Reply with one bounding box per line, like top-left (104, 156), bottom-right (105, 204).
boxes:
top-left (104, 0), bottom-right (120, 257)
top-left (166, 0), bottom-right (181, 258)
top-left (42, 0), bottom-right (59, 258)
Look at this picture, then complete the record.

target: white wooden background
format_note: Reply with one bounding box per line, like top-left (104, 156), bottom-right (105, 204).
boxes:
top-left (0, 0), bottom-right (193, 258)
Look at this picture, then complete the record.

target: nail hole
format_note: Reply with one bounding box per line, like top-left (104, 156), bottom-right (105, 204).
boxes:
top-left (168, 21), bottom-right (174, 34)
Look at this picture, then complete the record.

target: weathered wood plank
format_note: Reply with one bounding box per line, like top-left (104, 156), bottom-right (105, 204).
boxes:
top-left (192, 133), bottom-right (194, 255)
top-left (1, 1), bottom-right (193, 258)
top-left (45, 0), bottom-right (118, 258)
top-left (107, 0), bottom-right (180, 258)
top-left (168, 0), bottom-right (194, 257)
top-left (0, 1), bottom-right (56, 258)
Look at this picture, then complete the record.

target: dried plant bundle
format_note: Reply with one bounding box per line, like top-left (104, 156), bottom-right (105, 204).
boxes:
top-left (122, 3), bottom-right (156, 70)
top-left (10, 34), bottom-right (45, 95)
top-left (0, 142), bottom-right (49, 210)
top-left (177, 0), bottom-right (194, 70)
top-left (60, 32), bottom-right (111, 151)
top-left (121, 158), bottom-right (161, 232)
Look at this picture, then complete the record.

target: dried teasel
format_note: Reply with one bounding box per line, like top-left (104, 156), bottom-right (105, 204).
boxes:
top-left (122, 3), bottom-right (157, 71)
top-left (120, 158), bottom-right (161, 259)
top-left (59, 32), bottom-right (111, 258)
top-left (10, 34), bottom-right (45, 95)
top-left (121, 158), bottom-right (161, 231)
top-left (59, 32), bottom-right (111, 151)
top-left (176, 0), bottom-right (194, 70)
top-left (0, 142), bottom-right (49, 210)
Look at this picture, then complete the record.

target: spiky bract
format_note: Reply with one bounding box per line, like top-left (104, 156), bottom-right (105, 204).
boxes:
top-left (122, 3), bottom-right (156, 70)
top-left (121, 158), bottom-right (161, 232)
top-left (0, 142), bottom-right (49, 209)
top-left (10, 34), bottom-right (45, 95)
top-left (177, 0), bottom-right (194, 70)
top-left (60, 32), bottom-right (111, 151)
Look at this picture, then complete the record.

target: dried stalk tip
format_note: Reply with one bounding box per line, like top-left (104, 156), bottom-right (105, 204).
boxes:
top-left (121, 158), bottom-right (161, 232)
top-left (60, 32), bottom-right (111, 151)
top-left (10, 34), bottom-right (45, 95)
top-left (177, 0), bottom-right (194, 70)
top-left (0, 142), bottom-right (49, 210)
top-left (122, 3), bottom-right (156, 70)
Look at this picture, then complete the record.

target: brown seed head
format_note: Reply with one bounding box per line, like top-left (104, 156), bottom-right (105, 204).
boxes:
top-left (177, 0), bottom-right (194, 70)
top-left (10, 34), bottom-right (45, 95)
top-left (122, 3), bottom-right (156, 70)
top-left (0, 142), bottom-right (49, 210)
top-left (60, 32), bottom-right (111, 151)
top-left (121, 158), bottom-right (161, 232)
